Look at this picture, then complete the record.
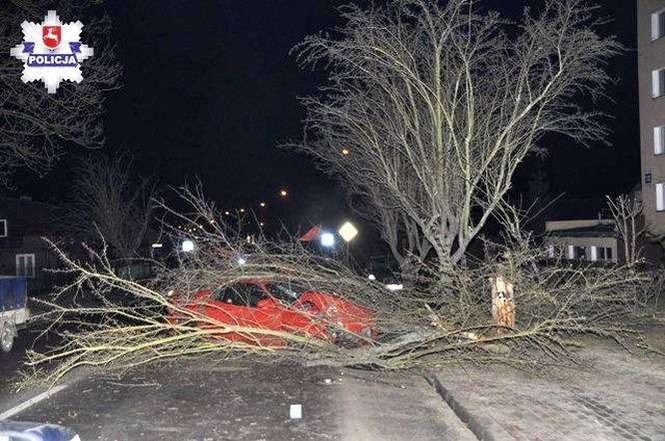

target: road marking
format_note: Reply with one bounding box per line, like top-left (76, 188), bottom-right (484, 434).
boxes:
top-left (0, 384), bottom-right (68, 420)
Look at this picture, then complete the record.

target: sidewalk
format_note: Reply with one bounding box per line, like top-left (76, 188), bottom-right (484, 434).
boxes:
top-left (336, 368), bottom-right (475, 440)
top-left (431, 340), bottom-right (665, 441)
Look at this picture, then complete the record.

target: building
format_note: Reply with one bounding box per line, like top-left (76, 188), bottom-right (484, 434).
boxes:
top-left (0, 196), bottom-right (78, 294)
top-left (541, 196), bottom-right (663, 265)
top-left (543, 219), bottom-right (619, 263)
top-left (638, 0), bottom-right (665, 236)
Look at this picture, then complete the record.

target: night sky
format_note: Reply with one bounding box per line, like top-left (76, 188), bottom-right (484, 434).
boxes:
top-left (12, 0), bottom-right (640, 233)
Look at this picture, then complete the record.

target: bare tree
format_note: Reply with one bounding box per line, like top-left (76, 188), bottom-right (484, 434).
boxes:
top-left (22, 187), bottom-right (649, 387)
top-left (606, 194), bottom-right (644, 266)
top-left (293, 0), bottom-right (620, 268)
top-left (0, 1), bottom-right (121, 186)
top-left (350, 183), bottom-right (431, 278)
top-left (68, 156), bottom-right (157, 260)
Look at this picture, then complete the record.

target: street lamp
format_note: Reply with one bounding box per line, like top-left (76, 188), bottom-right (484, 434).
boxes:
top-left (338, 221), bottom-right (358, 263)
top-left (338, 221), bottom-right (358, 243)
top-left (279, 189), bottom-right (288, 197)
top-left (181, 239), bottom-right (195, 253)
top-left (320, 232), bottom-right (336, 248)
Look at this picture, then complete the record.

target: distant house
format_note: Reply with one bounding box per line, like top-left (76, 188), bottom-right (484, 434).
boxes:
top-left (544, 219), bottom-right (619, 263)
top-left (541, 197), bottom-right (663, 266)
top-left (0, 196), bottom-right (81, 294)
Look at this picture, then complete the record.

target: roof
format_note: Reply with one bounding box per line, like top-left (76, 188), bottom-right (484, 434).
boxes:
top-left (547, 224), bottom-right (617, 238)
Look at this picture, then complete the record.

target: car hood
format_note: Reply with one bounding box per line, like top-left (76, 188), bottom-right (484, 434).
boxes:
top-left (298, 291), bottom-right (374, 323)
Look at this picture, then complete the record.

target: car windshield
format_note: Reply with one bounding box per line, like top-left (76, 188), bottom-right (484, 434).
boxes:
top-left (265, 283), bottom-right (307, 304)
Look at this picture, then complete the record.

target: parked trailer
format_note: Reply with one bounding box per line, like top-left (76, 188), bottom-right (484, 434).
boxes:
top-left (0, 276), bottom-right (29, 353)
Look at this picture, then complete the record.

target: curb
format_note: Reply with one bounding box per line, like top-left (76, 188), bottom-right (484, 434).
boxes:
top-left (424, 372), bottom-right (495, 441)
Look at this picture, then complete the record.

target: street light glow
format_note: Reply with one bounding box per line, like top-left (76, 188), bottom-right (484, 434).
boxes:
top-left (338, 221), bottom-right (359, 242)
top-left (341, 148), bottom-right (350, 155)
top-left (320, 232), bottom-right (336, 248)
top-left (181, 239), bottom-right (195, 252)
top-left (279, 189), bottom-right (288, 197)
top-left (237, 257), bottom-right (247, 265)
top-left (260, 202), bottom-right (266, 207)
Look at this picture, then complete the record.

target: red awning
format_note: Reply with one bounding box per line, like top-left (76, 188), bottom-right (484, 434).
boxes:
top-left (298, 224), bottom-right (322, 242)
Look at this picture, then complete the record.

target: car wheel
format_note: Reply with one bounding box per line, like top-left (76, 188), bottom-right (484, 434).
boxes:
top-left (0, 323), bottom-right (15, 353)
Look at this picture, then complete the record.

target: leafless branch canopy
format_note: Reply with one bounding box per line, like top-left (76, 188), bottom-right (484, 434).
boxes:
top-left (0, 1), bottom-right (121, 186)
top-left (21, 188), bottom-right (653, 387)
top-left (66, 155), bottom-right (157, 260)
top-left (292, 0), bottom-right (620, 267)
top-left (606, 194), bottom-right (644, 266)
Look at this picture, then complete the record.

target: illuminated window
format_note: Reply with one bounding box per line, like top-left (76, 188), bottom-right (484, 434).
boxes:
top-left (655, 126), bottom-right (665, 154)
top-left (652, 10), bottom-right (665, 40)
top-left (657, 182), bottom-right (665, 211)
top-left (652, 68), bottom-right (665, 98)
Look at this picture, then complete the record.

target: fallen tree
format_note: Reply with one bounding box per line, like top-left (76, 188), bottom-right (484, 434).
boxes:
top-left (21, 188), bottom-right (653, 387)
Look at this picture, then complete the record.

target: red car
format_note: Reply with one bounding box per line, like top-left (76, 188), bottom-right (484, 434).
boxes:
top-left (167, 281), bottom-right (377, 346)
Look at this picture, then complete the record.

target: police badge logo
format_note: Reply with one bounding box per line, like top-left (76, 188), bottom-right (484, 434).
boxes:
top-left (9, 10), bottom-right (94, 94)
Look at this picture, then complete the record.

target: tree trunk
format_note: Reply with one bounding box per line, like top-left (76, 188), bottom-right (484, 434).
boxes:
top-left (490, 276), bottom-right (515, 335)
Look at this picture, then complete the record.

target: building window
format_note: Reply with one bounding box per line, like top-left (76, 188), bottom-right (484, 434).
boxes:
top-left (16, 254), bottom-right (35, 278)
top-left (591, 247), bottom-right (613, 261)
top-left (652, 10), bottom-right (665, 40)
top-left (655, 126), bottom-right (665, 154)
top-left (653, 68), bottom-right (665, 98)
top-left (0, 219), bottom-right (6, 237)
top-left (575, 246), bottom-right (587, 260)
top-left (657, 182), bottom-right (665, 212)
top-left (597, 247), bottom-right (606, 260)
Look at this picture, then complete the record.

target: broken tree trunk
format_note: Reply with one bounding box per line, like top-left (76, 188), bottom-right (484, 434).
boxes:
top-left (490, 276), bottom-right (516, 335)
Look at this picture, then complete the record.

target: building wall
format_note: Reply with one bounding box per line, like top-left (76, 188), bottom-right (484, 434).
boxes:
top-left (0, 235), bottom-right (63, 294)
top-left (544, 236), bottom-right (619, 263)
top-left (638, 0), bottom-right (665, 235)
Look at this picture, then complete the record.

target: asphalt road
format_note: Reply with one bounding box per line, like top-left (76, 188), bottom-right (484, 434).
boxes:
top-left (1, 355), bottom-right (474, 440)
top-left (0, 326), bottom-right (43, 393)
top-left (0, 320), bottom-right (473, 440)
